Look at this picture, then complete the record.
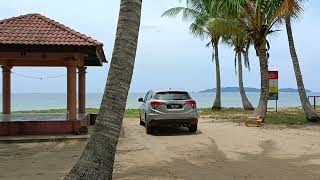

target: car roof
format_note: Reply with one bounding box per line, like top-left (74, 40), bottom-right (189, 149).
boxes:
top-left (152, 89), bottom-right (188, 93)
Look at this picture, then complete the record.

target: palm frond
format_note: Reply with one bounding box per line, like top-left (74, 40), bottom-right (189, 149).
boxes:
top-left (162, 7), bottom-right (201, 21)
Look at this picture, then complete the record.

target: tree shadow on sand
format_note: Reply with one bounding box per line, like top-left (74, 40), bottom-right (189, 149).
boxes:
top-left (113, 138), bottom-right (320, 180)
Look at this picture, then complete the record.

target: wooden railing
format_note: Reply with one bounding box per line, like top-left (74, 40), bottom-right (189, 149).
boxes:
top-left (308, 96), bottom-right (320, 109)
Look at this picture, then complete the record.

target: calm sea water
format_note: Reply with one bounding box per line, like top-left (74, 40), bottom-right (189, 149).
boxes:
top-left (1, 92), bottom-right (320, 111)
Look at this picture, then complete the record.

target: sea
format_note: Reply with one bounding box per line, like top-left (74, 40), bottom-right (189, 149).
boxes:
top-left (2, 92), bottom-right (320, 111)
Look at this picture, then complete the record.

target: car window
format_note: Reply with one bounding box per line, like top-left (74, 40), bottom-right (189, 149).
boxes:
top-left (147, 92), bottom-right (152, 100)
top-left (144, 91), bottom-right (152, 101)
top-left (154, 91), bottom-right (191, 100)
top-left (144, 92), bottom-right (150, 102)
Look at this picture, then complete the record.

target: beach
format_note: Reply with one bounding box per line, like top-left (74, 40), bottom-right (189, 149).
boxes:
top-left (1, 0), bottom-right (320, 179)
top-left (1, 117), bottom-right (320, 180)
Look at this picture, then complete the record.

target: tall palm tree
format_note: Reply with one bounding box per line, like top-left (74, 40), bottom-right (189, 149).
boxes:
top-left (194, 6), bottom-right (255, 111)
top-left (281, 0), bottom-right (320, 121)
top-left (64, 0), bottom-right (142, 179)
top-left (211, 35), bottom-right (222, 110)
top-left (216, 0), bottom-right (289, 119)
top-left (162, 0), bottom-right (223, 110)
top-left (223, 35), bottom-right (254, 110)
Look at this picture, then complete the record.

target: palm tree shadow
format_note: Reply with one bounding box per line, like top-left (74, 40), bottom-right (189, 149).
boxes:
top-left (151, 127), bottom-right (202, 136)
top-left (114, 138), bottom-right (320, 179)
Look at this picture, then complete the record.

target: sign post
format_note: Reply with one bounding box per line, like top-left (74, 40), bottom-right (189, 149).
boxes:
top-left (268, 71), bottom-right (279, 112)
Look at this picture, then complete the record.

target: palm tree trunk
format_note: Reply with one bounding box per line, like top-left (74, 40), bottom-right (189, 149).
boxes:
top-left (212, 37), bottom-right (222, 110)
top-left (64, 0), bottom-right (142, 179)
top-left (255, 48), bottom-right (269, 119)
top-left (285, 17), bottom-right (320, 122)
top-left (238, 52), bottom-right (254, 110)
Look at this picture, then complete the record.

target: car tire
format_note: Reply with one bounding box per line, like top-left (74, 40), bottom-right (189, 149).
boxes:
top-left (139, 113), bottom-right (144, 126)
top-left (188, 124), bottom-right (197, 133)
top-left (145, 121), bottom-right (152, 134)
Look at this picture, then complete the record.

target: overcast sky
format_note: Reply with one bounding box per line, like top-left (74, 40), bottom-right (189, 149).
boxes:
top-left (1, 0), bottom-right (320, 93)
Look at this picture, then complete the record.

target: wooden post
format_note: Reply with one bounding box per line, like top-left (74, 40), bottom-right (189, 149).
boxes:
top-left (67, 65), bottom-right (77, 120)
top-left (78, 67), bottom-right (86, 113)
top-left (2, 65), bottom-right (12, 114)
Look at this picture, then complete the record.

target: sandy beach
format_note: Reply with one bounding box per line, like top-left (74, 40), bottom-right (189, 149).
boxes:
top-left (1, 118), bottom-right (320, 180)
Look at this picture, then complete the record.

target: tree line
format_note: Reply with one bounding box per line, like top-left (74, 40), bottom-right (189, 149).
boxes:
top-left (163, 0), bottom-right (320, 121)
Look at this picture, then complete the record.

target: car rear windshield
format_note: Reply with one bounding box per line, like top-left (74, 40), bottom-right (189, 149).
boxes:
top-left (154, 91), bottom-right (191, 100)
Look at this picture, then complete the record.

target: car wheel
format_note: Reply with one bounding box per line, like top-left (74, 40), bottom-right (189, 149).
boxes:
top-left (139, 112), bottom-right (144, 126)
top-left (188, 124), bottom-right (197, 133)
top-left (145, 121), bottom-right (152, 134)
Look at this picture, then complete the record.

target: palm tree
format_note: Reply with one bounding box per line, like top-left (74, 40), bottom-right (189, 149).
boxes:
top-left (211, 35), bottom-right (222, 110)
top-left (216, 0), bottom-right (290, 119)
top-left (281, 0), bottom-right (320, 122)
top-left (162, 0), bottom-right (223, 110)
top-left (64, 0), bottom-right (142, 179)
top-left (223, 34), bottom-right (254, 110)
top-left (189, 5), bottom-right (255, 111)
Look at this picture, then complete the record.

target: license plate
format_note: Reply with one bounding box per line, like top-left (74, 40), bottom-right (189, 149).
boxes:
top-left (167, 104), bottom-right (182, 109)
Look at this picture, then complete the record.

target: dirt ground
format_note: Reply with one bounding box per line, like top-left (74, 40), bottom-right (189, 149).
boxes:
top-left (0, 139), bottom-right (87, 180)
top-left (1, 119), bottom-right (320, 180)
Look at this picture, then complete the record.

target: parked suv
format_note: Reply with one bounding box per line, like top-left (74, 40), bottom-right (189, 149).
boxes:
top-left (138, 89), bottom-right (199, 134)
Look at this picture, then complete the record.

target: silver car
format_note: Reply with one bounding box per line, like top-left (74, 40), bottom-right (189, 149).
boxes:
top-left (138, 89), bottom-right (199, 134)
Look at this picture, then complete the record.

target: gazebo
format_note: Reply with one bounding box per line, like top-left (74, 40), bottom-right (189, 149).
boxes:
top-left (0, 13), bottom-right (106, 135)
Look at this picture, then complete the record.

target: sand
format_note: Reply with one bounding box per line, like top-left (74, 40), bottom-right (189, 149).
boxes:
top-left (113, 119), bottom-right (320, 180)
top-left (0, 140), bottom-right (86, 180)
top-left (0, 118), bottom-right (320, 180)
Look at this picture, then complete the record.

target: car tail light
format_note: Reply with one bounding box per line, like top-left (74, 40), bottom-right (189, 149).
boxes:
top-left (150, 101), bottom-right (164, 109)
top-left (185, 100), bottom-right (196, 109)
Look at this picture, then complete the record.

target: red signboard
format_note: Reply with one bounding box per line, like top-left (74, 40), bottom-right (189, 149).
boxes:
top-left (268, 71), bottom-right (278, 79)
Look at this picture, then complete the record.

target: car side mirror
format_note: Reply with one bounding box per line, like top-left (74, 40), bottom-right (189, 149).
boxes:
top-left (138, 98), bottom-right (144, 102)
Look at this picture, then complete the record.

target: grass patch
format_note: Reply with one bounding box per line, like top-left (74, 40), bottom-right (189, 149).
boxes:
top-left (265, 108), bottom-right (309, 125)
top-left (199, 108), bottom-right (252, 122)
top-left (13, 108), bottom-right (100, 114)
top-left (13, 108), bottom-right (139, 119)
top-left (199, 108), bottom-right (249, 116)
top-left (124, 109), bottom-right (140, 118)
top-left (200, 107), bottom-right (318, 125)
top-left (13, 109), bottom-right (68, 114)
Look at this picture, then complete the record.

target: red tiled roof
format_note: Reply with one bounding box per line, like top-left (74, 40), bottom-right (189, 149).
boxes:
top-left (0, 13), bottom-right (103, 46)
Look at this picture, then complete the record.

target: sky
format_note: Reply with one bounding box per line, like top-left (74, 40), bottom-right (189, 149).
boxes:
top-left (1, 0), bottom-right (320, 93)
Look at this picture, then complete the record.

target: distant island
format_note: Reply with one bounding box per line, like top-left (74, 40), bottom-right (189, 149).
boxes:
top-left (200, 87), bottom-right (312, 93)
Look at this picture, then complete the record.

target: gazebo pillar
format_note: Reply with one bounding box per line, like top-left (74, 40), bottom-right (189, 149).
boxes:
top-left (78, 67), bottom-right (86, 113)
top-left (67, 65), bottom-right (77, 120)
top-left (2, 65), bottom-right (12, 114)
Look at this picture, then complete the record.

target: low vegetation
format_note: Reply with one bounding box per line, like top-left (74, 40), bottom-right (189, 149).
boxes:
top-left (13, 107), bottom-right (320, 125)
top-left (13, 108), bottom-right (140, 119)
top-left (200, 107), bottom-right (318, 125)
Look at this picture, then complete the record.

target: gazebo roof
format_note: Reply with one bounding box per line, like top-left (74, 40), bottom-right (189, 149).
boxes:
top-left (0, 13), bottom-right (106, 66)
